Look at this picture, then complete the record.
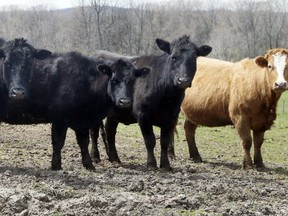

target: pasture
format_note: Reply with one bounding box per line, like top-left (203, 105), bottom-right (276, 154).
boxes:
top-left (0, 92), bottom-right (288, 215)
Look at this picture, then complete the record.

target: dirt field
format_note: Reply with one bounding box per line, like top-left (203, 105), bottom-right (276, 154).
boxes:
top-left (0, 123), bottom-right (288, 216)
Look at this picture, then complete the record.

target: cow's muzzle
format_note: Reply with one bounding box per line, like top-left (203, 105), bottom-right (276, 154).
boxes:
top-left (177, 77), bottom-right (191, 89)
top-left (118, 98), bottom-right (132, 108)
top-left (274, 81), bottom-right (287, 92)
top-left (9, 87), bottom-right (27, 99)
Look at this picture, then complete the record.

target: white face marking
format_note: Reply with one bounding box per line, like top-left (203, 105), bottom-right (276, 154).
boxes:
top-left (273, 53), bottom-right (287, 86)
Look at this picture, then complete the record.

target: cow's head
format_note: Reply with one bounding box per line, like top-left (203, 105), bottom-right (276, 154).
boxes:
top-left (156, 35), bottom-right (212, 89)
top-left (255, 49), bottom-right (288, 92)
top-left (0, 38), bottom-right (51, 99)
top-left (97, 59), bottom-right (150, 108)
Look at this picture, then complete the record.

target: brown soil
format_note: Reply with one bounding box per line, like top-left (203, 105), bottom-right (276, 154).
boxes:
top-left (0, 123), bottom-right (288, 215)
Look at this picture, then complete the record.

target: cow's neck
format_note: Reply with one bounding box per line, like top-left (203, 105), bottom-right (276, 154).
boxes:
top-left (263, 91), bottom-right (282, 130)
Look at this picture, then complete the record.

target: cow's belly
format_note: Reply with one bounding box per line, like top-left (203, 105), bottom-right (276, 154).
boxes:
top-left (4, 114), bottom-right (49, 124)
top-left (184, 111), bottom-right (232, 127)
top-left (182, 104), bottom-right (232, 127)
top-left (3, 103), bottom-right (49, 124)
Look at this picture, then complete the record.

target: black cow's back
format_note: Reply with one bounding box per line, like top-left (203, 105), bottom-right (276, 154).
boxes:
top-left (4, 52), bottom-right (111, 127)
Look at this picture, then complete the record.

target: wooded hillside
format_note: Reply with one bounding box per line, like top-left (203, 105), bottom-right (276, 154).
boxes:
top-left (0, 0), bottom-right (287, 61)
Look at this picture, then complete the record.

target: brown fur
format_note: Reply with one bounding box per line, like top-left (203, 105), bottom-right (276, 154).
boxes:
top-left (181, 49), bottom-right (288, 169)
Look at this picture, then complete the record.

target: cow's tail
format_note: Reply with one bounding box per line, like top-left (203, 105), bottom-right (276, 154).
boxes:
top-left (99, 120), bottom-right (109, 156)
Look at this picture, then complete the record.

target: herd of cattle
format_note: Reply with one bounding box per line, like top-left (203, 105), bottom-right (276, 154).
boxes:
top-left (0, 35), bottom-right (287, 171)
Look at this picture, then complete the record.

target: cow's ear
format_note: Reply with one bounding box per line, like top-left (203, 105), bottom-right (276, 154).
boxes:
top-left (156, 39), bottom-right (171, 54)
top-left (97, 64), bottom-right (112, 77)
top-left (34, 49), bottom-right (52, 60)
top-left (135, 67), bottom-right (150, 78)
top-left (0, 50), bottom-right (5, 58)
top-left (197, 45), bottom-right (212, 57)
top-left (255, 56), bottom-right (268, 68)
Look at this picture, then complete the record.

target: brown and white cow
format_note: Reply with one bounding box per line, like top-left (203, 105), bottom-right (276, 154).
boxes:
top-left (181, 49), bottom-right (288, 169)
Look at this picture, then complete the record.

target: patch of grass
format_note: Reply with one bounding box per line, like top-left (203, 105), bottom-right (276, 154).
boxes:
top-left (52, 212), bottom-right (65, 216)
top-left (178, 209), bottom-right (220, 216)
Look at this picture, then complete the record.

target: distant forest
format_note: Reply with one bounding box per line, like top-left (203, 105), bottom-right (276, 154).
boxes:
top-left (0, 0), bottom-right (287, 61)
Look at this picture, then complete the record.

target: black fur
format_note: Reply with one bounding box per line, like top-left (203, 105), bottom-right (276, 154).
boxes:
top-left (91, 35), bottom-right (212, 170)
top-left (0, 38), bottom-right (51, 119)
top-left (0, 47), bottom-right (149, 170)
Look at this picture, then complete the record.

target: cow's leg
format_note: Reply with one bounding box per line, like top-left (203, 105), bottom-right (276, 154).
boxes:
top-left (167, 124), bottom-right (177, 159)
top-left (105, 118), bottom-right (121, 163)
top-left (168, 134), bottom-right (176, 160)
top-left (184, 120), bottom-right (202, 162)
top-left (90, 124), bottom-right (101, 163)
top-left (139, 118), bottom-right (157, 169)
top-left (75, 129), bottom-right (95, 170)
top-left (253, 131), bottom-right (265, 169)
top-left (160, 126), bottom-right (173, 170)
top-left (51, 122), bottom-right (68, 170)
top-left (234, 117), bottom-right (253, 169)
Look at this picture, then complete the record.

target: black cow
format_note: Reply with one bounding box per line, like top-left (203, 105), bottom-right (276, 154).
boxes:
top-left (1, 48), bottom-right (149, 170)
top-left (0, 38), bottom-right (51, 117)
top-left (90, 35), bottom-right (212, 170)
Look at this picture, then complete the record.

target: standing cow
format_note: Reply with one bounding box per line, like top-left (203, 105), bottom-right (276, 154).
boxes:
top-left (1, 43), bottom-right (149, 170)
top-left (90, 35), bottom-right (212, 170)
top-left (181, 49), bottom-right (288, 169)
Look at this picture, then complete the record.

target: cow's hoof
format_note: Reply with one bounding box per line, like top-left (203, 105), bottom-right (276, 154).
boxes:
top-left (191, 156), bottom-right (203, 163)
top-left (255, 162), bottom-right (266, 171)
top-left (243, 163), bottom-right (254, 170)
top-left (109, 157), bottom-right (122, 164)
top-left (51, 164), bottom-right (62, 171)
top-left (160, 165), bottom-right (172, 171)
top-left (168, 153), bottom-right (176, 160)
top-left (84, 164), bottom-right (96, 171)
top-left (147, 161), bottom-right (158, 171)
top-left (92, 158), bottom-right (101, 163)
top-left (147, 165), bottom-right (158, 171)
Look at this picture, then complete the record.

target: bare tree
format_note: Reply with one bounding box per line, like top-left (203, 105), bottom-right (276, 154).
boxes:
top-left (232, 0), bottom-right (265, 57)
top-left (2, 0), bottom-right (288, 61)
top-left (262, 0), bottom-right (288, 49)
top-left (72, 0), bottom-right (95, 54)
top-left (92, 0), bottom-right (117, 50)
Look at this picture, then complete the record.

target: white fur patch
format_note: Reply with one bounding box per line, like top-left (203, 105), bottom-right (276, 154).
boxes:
top-left (273, 53), bottom-right (287, 85)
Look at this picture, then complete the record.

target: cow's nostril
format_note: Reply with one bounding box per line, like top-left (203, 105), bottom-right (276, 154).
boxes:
top-left (178, 77), bottom-right (189, 84)
top-left (275, 81), bottom-right (287, 88)
top-left (119, 98), bottom-right (131, 107)
top-left (177, 77), bottom-right (191, 89)
top-left (10, 88), bottom-right (26, 99)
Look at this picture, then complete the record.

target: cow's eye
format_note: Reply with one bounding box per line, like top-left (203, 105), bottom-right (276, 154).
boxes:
top-left (268, 64), bottom-right (272, 69)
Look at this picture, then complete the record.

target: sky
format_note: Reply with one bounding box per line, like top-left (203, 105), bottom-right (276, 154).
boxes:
top-left (0, 0), bottom-right (75, 9)
top-left (0, 0), bottom-right (169, 10)
top-left (0, 0), bottom-right (267, 10)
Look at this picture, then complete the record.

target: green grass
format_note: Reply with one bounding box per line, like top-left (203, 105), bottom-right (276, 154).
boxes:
top-left (179, 209), bottom-right (221, 216)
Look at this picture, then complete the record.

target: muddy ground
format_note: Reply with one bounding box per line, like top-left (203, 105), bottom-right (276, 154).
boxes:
top-left (0, 123), bottom-right (288, 216)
